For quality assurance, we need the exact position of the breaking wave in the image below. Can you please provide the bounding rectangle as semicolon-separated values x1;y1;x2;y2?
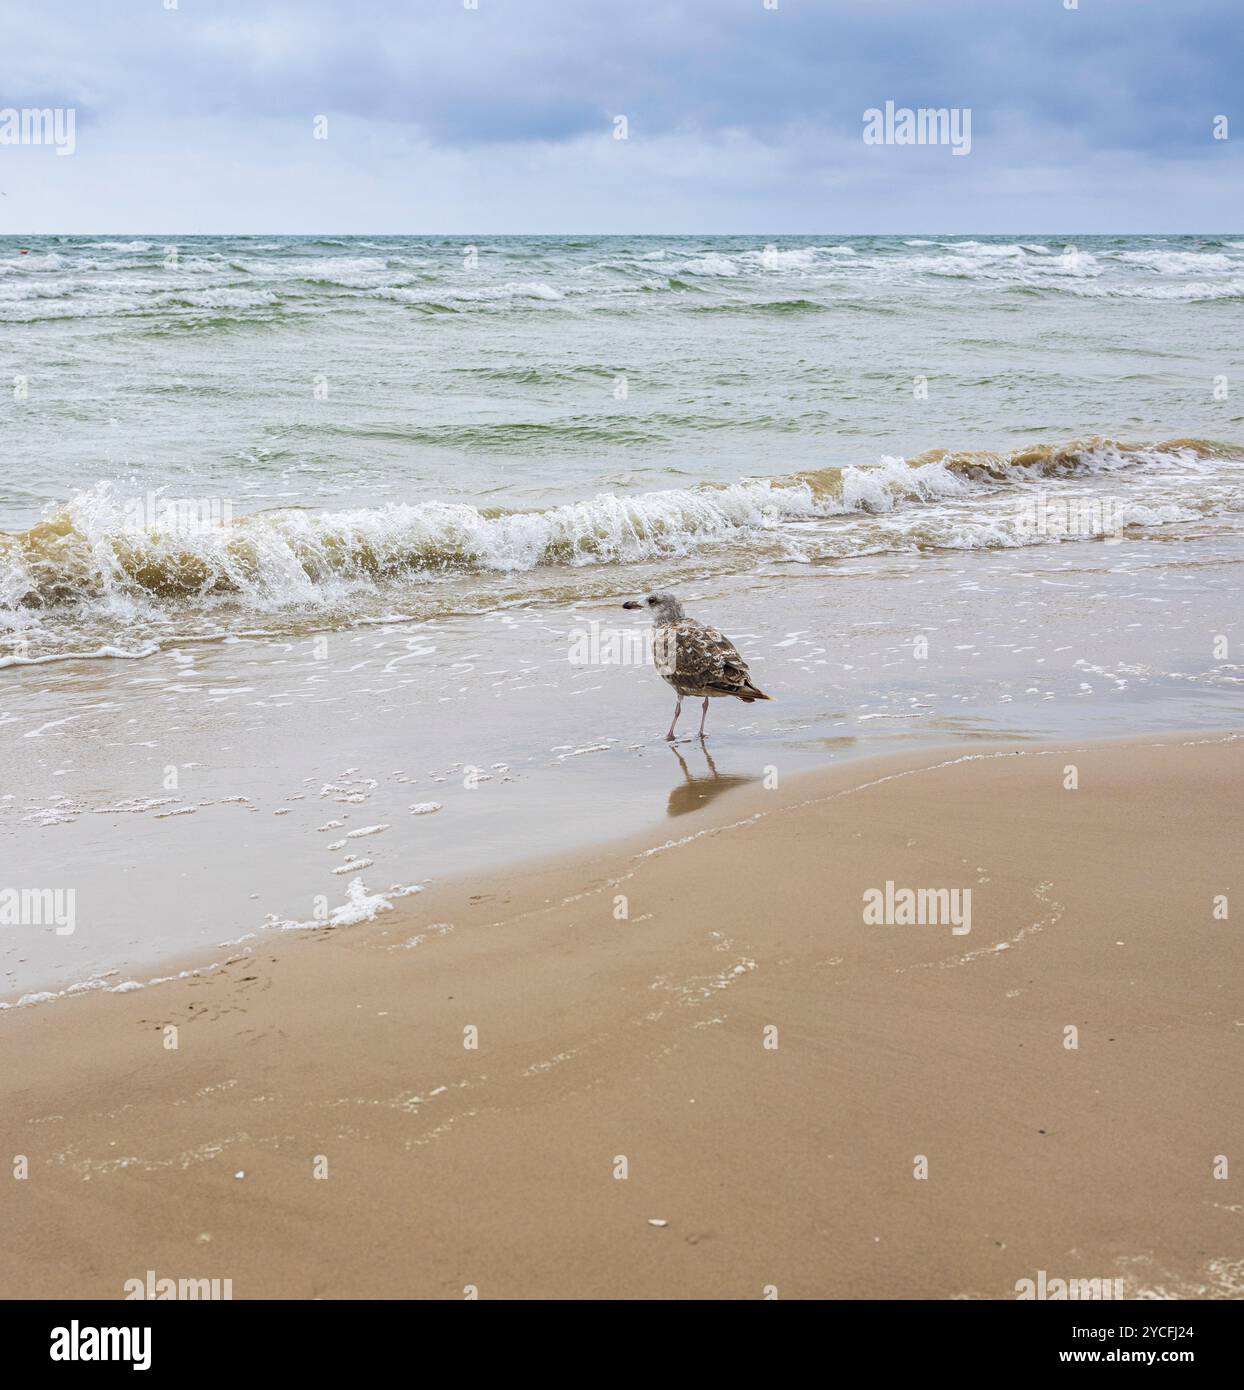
6;236;1244;325
1;439;1236;629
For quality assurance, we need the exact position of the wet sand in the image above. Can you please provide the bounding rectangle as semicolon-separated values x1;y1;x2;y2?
7;532;1244;1004
1;730;1241;1299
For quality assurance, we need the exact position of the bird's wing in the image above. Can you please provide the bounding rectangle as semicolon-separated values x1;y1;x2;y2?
668;621;754;692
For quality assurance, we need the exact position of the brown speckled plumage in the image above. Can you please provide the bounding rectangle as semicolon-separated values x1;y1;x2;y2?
623;590;770;738
655;618;769;702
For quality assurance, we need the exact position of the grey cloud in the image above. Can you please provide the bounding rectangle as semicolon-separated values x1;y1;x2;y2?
0;0;1239;232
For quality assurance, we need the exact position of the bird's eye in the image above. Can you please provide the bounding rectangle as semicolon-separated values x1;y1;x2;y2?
647;597;656;605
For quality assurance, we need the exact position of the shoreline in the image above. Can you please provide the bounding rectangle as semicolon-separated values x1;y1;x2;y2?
9;514;1243;1005
2;728;1242;1299
7;725;1237;1014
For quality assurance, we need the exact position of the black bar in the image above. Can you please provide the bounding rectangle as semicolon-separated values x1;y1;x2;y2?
4;1298;1227;1375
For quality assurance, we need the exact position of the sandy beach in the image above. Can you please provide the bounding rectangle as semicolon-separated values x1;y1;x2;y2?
5;0;1244;1353
2;729;1240;1301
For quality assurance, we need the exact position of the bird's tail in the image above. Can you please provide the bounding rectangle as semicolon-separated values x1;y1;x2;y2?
736;681;771;703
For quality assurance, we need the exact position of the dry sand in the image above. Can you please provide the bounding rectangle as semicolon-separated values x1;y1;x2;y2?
2;731;1241;1300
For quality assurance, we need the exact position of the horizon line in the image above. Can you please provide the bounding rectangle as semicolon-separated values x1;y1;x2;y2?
1;230;1239;238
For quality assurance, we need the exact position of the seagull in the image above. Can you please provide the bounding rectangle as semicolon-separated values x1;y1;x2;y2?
622;591;770;740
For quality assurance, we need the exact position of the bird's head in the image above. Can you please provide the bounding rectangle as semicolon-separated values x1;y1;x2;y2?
622;591;685;622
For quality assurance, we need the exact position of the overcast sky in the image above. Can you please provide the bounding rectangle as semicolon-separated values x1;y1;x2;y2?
1;0;1240;233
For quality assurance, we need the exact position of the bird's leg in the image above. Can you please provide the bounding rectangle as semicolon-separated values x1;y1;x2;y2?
665;698;682;742
698;697;709;738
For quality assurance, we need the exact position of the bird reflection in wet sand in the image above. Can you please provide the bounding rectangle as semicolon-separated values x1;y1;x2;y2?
666;742;760;818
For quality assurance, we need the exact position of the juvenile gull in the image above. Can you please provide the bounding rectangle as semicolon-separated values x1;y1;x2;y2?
622;591;771;740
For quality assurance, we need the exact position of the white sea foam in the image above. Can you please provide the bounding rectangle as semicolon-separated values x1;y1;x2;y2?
682;254;740;277
1111;250;1236;274
275;876;421;930
1066;278;1244;301
753;247;819;269
1;441;1237;656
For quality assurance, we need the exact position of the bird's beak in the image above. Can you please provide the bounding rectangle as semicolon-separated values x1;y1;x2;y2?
622;600;641;610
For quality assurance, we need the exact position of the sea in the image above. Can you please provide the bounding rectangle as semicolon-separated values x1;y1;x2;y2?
2;234;1242;1003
